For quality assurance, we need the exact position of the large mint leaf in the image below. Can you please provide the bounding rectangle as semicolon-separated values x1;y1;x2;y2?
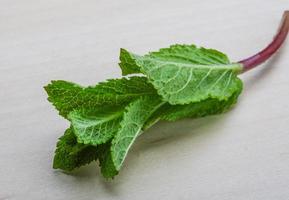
120;44;230;75
68;106;125;146
44;77;156;118
111;96;164;170
119;45;243;105
53;128;98;171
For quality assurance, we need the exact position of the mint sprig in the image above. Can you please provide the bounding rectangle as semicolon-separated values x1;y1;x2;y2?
45;11;289;179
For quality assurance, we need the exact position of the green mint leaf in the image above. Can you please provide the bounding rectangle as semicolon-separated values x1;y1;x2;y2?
53;128;98;171
119;45;243;105
111;96;164;170
119;48;143;75
161;92;240;121
54;128;118;178
144;89;242;129
120;44;230;75
44;77;156;118
68;105;125;146
97;142;118;178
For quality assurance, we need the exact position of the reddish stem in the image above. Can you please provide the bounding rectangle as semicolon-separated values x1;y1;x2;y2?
239;11;289;73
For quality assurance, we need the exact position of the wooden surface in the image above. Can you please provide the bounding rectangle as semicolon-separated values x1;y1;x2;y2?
1;1;288;199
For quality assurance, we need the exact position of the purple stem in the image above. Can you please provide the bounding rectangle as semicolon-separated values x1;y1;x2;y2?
239;11;289;73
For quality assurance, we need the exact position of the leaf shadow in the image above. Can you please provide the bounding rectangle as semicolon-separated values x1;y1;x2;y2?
53;163;122;197
54;109;233;195
97;110;235;191
135;115;225;153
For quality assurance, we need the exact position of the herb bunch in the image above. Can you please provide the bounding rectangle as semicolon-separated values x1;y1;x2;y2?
45;11;289;178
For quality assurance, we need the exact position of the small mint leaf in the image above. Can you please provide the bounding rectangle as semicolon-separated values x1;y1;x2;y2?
111;96;164;170
53;128;98;171
68;106;125;146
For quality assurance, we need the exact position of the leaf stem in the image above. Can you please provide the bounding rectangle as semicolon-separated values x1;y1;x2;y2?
239;11;289;73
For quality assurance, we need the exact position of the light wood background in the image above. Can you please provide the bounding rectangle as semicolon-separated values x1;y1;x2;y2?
0;0;288;199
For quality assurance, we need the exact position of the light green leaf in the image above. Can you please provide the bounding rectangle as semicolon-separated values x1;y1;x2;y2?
119;45;243;105
68;106;124;146
120;44;230;75
44;77;156;118
111;96;164;170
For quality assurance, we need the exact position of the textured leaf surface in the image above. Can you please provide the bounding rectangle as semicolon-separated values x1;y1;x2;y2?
144;88;242;129
44;77;156;118
120;45;243;105
111;96;164;170
53;128;98;171
68;106;125;146
120;44;230;75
